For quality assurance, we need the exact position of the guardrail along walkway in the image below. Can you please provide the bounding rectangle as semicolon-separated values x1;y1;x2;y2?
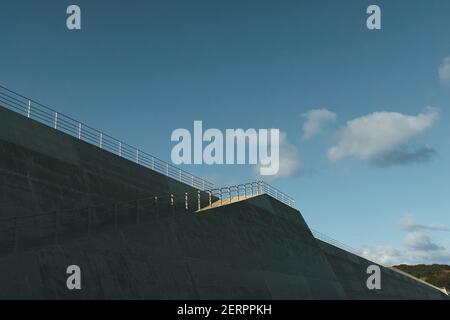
201;181;295;210
0;85;213;191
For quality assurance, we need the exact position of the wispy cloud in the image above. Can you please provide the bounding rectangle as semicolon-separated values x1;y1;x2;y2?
301;108;337;140
328;108;439;164
439;56;450;86
361;217;450;266
370;146;436;168
256;131;301;180
404;232;445;251
361;232;450;266
398;216;449;232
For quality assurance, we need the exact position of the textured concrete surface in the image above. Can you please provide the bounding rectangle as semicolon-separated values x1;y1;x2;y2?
0;106;447;299
0;107;203;219
0;195;447;299
318;240;448;300
0;195;347;299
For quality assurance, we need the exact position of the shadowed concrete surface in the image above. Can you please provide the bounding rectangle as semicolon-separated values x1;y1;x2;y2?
0;107;203;219
0;195;447;299
0;195;346;299
0;106;448;299
318;240;448;299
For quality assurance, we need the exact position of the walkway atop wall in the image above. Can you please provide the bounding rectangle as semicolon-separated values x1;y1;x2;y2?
200;181;295;211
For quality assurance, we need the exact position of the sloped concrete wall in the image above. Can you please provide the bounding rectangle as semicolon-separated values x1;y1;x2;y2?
0;195;447;299
0;107;203;219
0;107;446;300
0;195;347;299
318;240;448;300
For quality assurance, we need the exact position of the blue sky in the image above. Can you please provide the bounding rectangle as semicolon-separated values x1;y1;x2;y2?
1;0;450;265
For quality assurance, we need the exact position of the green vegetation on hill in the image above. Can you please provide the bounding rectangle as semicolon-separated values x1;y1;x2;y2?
394;264;450;291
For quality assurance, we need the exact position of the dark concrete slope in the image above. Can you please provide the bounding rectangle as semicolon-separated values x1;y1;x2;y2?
0;107;446;300
0;107;202;218
318;240;448;300
0;194;446;299
0;195;347;299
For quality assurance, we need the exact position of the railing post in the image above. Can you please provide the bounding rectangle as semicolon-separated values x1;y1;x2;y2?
99;133;103;149
27;100;31;118
136;149;139;164
151;157;155;170
237;185;239;201
208;191;212;207
229;187;232;203
202;180;205;191
78;123;82;139
119;142;122;156
154;196;159;215
166;164;169;176
192;175;194;187
54;112;58;129
179;169;182;182
197;191;201;211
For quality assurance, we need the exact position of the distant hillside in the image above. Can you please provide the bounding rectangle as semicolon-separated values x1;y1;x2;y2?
394;264;450;291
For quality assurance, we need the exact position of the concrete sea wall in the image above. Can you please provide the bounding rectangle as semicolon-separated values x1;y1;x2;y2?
0;107;202;219
0;195;347;299
0;106;447;299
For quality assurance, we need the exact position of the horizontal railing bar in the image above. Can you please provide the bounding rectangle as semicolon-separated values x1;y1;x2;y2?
203;181;294;208
0;85;213;191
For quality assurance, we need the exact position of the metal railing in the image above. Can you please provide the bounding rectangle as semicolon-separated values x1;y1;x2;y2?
204;180;295;208
0;193;446;296
0;85;213;191
0;190;214;256
0;180;294;256
311;228;362;257
311;229;449;295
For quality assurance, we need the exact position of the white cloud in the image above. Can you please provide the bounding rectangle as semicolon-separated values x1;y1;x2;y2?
256;132;300;179
328;108;439;162
274;132;301;178
301;108;337;140
404;232;444;251
360;245;406;266
361;232;450;266
370;146;436;167
438;56;450;86
360;218;450;266
360;217;450;266
398;216;449;232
